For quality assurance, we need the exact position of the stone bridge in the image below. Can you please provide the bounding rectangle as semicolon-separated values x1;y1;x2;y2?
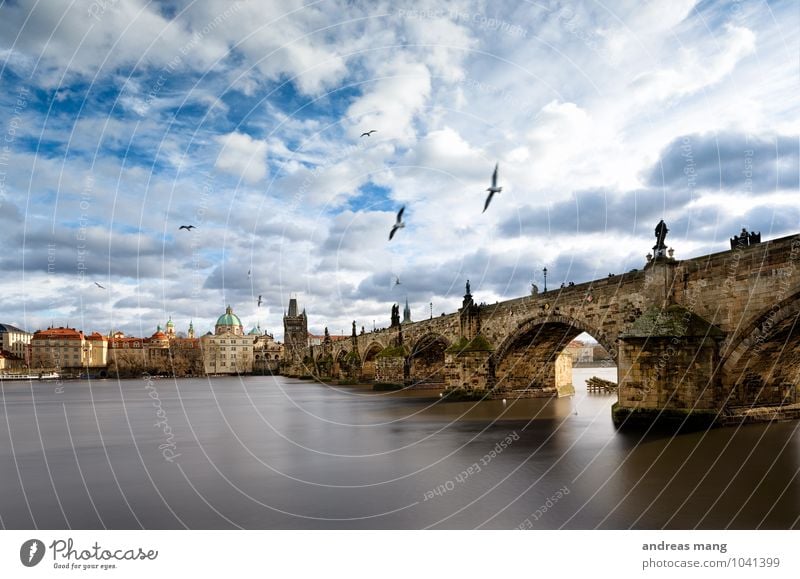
289;233;800;427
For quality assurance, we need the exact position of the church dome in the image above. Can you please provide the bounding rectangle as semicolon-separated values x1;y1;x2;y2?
216;306;242;327
248;326;260;335
215;305;244;335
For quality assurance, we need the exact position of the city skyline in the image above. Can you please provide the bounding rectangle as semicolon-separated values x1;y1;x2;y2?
0;1;797;341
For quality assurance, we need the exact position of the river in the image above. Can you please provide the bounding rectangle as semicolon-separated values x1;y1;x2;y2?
0;368;797;529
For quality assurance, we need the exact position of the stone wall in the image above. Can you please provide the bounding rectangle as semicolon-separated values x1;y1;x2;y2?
375;354;406;385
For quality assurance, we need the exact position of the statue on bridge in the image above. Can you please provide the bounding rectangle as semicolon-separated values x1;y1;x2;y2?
391;303;400;327
653;220;669;257
465;279;471;296
730;227;761;250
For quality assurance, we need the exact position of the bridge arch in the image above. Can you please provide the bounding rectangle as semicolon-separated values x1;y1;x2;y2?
491;314;617;393
360;341;384;381
721;290;800;405
408;333;450;386
493;314;617;364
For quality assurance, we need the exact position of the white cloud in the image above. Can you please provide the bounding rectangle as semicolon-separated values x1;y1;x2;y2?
214;131;269;184
629;24;756;104
347;57;432;142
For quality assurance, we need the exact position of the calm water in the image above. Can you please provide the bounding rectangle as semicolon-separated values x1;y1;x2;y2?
0;369;798;529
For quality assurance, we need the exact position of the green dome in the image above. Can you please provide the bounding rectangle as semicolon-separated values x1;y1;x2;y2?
248;326;260;335
216;305;242;328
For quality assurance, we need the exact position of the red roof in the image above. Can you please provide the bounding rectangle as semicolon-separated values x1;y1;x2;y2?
109;337;144;348
33;327;84;340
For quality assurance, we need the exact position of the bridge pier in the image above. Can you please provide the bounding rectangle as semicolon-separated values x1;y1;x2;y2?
614;305;724;430
444;340;494;396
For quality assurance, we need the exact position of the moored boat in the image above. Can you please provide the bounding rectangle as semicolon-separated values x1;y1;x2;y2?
0;371;61;381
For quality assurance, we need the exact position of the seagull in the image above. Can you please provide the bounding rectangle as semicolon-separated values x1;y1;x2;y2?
483;162;502;213
257;295;262;307
389;206;405;240
360;129;377;137
178;225;195;231
394;276;401;286
94;282;105;289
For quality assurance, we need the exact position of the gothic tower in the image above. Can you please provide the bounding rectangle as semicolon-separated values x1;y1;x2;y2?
283;297;308;375
402;298;412;324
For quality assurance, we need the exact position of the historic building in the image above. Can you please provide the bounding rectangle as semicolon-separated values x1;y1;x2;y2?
251;325;283;374
0;323;31;367
402;298;412;324
0;350;25;372
201;305;254;374
564;339;594;365
108;320;202;377
30;327;107;372
282;297;308;376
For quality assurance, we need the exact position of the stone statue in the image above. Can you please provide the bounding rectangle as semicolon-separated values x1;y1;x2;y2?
653;220;669;254
391;304;400;327
465;279;471;295
352;320;357;337
730;228;762;250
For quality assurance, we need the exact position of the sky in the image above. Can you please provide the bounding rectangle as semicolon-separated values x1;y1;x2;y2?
0;0;797;341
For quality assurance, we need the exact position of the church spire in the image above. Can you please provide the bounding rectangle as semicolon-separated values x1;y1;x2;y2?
403;297;411;324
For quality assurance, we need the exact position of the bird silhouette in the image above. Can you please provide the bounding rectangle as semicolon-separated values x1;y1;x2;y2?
94;282;105;289
394;276;401;286
483;163;502;213
257;295;262;307
360;129;377;137
389;206;405;240
178;225;195;231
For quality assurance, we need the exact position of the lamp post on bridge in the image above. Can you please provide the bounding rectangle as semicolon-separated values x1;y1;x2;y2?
543;267;548;293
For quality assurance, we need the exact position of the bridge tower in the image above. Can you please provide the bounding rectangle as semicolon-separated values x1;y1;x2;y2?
282;297;308;377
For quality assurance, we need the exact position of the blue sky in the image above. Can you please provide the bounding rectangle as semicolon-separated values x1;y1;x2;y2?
0;0;797;340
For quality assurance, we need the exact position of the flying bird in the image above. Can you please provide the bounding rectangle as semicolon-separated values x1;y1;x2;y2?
389;206;405;240
178;225;195;231
94;282;105;289
257;295;262;307
483;163;502;213
360;129;377;137
394;276;401;286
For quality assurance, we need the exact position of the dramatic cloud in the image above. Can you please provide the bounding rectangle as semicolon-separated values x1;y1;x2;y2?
0;0;797;339
647;132;799;193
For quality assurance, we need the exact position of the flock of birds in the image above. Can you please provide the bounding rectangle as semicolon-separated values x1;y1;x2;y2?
94;128;504;312
174;126;503;246
387;161;503;241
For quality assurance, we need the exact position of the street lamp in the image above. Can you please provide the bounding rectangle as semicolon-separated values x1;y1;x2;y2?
543;267;548;293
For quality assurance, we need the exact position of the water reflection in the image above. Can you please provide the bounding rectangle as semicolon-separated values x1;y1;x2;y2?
0;368;796;529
